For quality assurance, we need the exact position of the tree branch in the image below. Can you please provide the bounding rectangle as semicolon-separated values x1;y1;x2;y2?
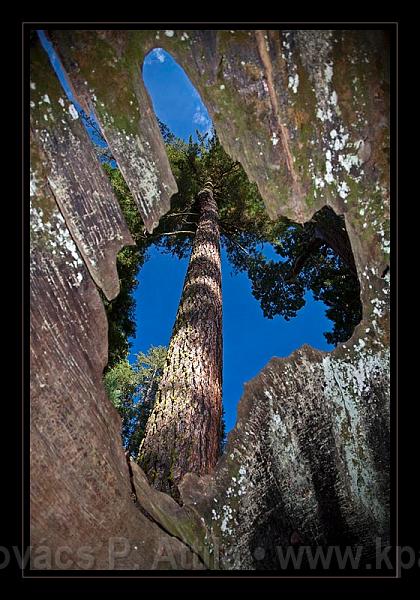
285;237;322;282
220;162;241;180
220;226;250;256
153;230;195;238
162;212;199;219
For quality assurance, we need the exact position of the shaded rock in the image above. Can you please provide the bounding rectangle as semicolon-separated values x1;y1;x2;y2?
129;460;212;568
180;338;390;569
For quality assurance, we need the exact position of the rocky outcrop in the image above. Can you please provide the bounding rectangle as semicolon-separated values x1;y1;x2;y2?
180;341;390;569
30;29;391;570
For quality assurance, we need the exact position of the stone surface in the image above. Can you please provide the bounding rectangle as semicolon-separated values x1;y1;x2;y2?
29;166;204;570
30;36;134;301
47;30;178;234
30;29;391;570
30;35;204;571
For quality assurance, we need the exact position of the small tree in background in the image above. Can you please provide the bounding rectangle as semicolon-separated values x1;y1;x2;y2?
104;346;167;457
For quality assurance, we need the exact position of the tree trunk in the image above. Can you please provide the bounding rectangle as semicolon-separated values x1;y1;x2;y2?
137;181;223;499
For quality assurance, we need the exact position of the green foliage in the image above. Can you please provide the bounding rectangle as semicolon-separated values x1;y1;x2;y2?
226;207;362;345
104;346;167;457
156;123;362;345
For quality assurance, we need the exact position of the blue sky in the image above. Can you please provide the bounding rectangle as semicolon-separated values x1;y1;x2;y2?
37;37;334;434
129;245;333;433
143;48;212;141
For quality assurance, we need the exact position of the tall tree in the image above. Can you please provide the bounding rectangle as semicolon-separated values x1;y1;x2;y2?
97;119;361;495
138;181;223;499
137;125;362;497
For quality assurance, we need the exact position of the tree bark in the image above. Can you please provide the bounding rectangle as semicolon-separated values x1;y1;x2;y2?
137;181;223;499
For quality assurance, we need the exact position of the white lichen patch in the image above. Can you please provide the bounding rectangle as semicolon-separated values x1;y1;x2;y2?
164;30;174;37
337;181;350;199
211;463;251;538
324;62;333;83
370;297;387;318
324;156;334;184
30;200;84;286
271;132;279;146
338;147;362;173
382;239;390;254
314;176;325;189
353;338;366;353
220;84;225;90
288;73;299;94
264;389;275;402
322;350;389;527
298;36;368;202
30;169;39;197
68;104;79;120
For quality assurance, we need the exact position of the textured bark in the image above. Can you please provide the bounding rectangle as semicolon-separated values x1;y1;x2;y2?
138;182;223;498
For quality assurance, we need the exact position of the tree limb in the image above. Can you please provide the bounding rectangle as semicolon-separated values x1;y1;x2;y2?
162;212;199;219
285;237;322;282
153;230;195;238
220;226;250;256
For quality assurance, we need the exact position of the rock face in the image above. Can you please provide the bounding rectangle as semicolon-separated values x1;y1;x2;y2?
30;29;391;570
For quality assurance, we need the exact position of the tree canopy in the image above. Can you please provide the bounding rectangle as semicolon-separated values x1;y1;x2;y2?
151;123;362;346
98;119;361;367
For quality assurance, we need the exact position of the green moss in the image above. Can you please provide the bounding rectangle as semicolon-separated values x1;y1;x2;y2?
30;37;71;132
340;418;352;444
356;444;365;461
